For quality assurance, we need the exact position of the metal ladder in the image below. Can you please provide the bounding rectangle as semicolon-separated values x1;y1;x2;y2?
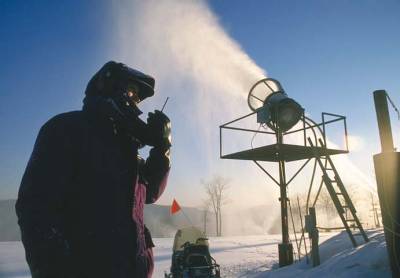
308;138;369;247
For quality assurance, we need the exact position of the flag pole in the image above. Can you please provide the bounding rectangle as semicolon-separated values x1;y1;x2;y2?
180;207;195;227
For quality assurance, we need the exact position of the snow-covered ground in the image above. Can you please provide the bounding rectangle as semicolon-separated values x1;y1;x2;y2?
254;230;390;278
0;229;391;277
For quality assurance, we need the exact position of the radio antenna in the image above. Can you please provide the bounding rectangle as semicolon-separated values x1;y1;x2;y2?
161;97;170;112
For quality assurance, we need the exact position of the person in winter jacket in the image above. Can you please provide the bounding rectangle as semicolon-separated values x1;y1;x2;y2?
15;61;171;278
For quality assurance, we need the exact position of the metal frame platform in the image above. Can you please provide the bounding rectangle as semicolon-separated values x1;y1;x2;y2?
220;111;349;159
221;143;348;162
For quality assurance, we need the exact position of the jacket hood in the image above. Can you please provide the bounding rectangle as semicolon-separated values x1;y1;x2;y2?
85;61;155;102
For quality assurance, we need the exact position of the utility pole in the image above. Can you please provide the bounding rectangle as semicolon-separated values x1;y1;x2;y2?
373;90;400;277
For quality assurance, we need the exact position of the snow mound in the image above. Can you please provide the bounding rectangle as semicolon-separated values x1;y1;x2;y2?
255;229;391;278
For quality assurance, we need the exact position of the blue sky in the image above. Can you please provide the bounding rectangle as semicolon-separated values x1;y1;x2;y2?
1;0;399;204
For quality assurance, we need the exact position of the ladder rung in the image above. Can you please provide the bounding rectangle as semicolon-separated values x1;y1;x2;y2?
346;219;356;222
326;168;334;171
336;192;343;195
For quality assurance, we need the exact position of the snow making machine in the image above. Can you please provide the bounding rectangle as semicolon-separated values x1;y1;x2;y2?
165;227;221;278
219;78;369;267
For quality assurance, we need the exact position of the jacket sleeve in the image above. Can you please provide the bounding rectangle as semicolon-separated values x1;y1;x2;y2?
140;147;170;204
15;116;76;277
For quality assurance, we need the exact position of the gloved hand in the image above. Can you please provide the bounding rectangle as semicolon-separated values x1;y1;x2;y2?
146;110;171;149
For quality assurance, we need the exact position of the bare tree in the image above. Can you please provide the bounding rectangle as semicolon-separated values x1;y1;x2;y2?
370;192;381;228
203;176;230;237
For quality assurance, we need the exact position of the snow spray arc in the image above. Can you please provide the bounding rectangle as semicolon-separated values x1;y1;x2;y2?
112;0;377;237
112;0;277;219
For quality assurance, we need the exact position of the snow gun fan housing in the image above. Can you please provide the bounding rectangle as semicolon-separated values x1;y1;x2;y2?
248;78;303;132
261;92;303;132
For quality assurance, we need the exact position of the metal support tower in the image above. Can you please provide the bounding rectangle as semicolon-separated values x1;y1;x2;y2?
276;132;293;266
220;112;351;267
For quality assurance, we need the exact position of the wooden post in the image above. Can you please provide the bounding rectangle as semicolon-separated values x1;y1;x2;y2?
374;90;395;153
373;90;400;277
305;207;320;267
374;152;400;277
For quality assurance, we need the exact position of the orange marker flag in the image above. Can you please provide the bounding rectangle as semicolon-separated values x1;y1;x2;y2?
171;199;181;214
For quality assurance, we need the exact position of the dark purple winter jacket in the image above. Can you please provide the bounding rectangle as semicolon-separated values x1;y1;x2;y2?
16;104;170;278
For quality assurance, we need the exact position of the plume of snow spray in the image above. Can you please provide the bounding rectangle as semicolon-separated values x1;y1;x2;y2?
113;0;265;99
111;0;280;235
112;0;377;234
